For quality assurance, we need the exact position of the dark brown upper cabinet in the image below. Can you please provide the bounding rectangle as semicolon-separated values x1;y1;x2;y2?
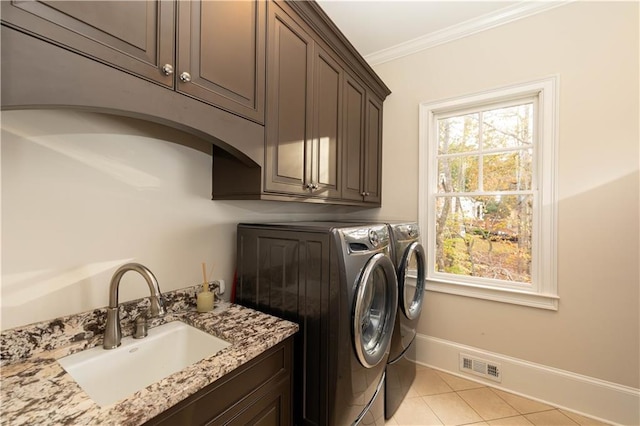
341;75;383;204
1;0;266;124
310;45;343;200
264;2;343;201
2;0;390;207
363;94;383;204
264;3;314;197
342;74;367;202
0;1;176;87
177;0;265;123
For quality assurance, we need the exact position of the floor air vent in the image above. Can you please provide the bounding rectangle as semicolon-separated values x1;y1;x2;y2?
459;353;502;382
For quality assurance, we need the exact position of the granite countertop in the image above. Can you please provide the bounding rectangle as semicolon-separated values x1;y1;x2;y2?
0;286;298;426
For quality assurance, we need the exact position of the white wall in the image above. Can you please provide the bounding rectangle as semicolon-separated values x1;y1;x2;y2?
0;110;375;330
372;0;639;393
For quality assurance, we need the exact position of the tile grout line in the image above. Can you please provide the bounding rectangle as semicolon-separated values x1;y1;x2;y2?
453;388;488;425
391;366;611;426
485;386;581;425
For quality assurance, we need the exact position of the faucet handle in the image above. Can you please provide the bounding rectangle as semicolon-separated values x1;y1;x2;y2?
133;314;148;339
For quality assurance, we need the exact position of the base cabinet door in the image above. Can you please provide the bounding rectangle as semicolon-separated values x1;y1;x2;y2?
144;338;293;426
225;378;291;426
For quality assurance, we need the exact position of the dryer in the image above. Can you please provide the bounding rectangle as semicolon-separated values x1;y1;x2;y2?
385;222;426;419
235;222;398;426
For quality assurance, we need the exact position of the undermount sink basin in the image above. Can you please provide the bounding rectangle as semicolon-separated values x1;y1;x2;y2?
58;321;231;407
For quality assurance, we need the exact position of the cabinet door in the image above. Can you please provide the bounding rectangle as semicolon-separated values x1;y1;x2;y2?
225;378;291;426
144;339;293;426
264;2;314;196
0;0;175;87
310;46;342;199
363;94;383;204
177;0;266;123
341;75;366;202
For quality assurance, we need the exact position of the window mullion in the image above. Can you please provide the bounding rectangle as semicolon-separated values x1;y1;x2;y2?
478;111;484;192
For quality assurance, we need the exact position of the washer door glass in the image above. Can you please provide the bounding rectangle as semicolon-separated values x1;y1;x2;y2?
398;241;426;320
353;253;398;368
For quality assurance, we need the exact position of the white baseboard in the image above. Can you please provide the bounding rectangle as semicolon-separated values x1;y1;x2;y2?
412;334;640;426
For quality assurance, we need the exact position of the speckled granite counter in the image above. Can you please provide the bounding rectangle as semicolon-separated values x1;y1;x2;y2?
0;285;298;426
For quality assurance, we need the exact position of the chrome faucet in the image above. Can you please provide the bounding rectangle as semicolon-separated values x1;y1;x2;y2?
103;263;166;349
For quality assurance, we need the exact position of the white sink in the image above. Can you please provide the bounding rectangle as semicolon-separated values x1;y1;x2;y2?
58;321;231;407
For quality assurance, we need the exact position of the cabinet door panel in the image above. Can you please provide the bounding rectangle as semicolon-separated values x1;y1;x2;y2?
342;76;366;201
145;339;293;426
265;4;313;195
1;0;174;87
312;47;342;198
364;95;383;204
178;0;265;123
225;378;291;426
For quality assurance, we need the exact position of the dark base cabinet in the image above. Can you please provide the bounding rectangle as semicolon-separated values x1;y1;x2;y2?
144;337;293;426
235;226;337;426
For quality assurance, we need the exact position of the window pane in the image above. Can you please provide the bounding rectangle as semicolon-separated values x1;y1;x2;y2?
437;156;478;193
435;195;533;283
483;104;533;149
483;149;532;191
438;113;479;155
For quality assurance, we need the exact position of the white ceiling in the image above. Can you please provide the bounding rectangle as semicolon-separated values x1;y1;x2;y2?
316;1;567;65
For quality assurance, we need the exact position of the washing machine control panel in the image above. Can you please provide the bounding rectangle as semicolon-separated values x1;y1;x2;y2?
341;225;390;253
397;223;419;240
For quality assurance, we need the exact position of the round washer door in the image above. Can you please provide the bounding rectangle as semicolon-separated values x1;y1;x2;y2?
353;253;398;368
398;241;426;320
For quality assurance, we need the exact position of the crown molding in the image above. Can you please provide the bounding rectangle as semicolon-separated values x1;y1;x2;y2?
365;1;573;66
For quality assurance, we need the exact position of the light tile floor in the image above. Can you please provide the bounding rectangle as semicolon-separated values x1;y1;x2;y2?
386;365;611;426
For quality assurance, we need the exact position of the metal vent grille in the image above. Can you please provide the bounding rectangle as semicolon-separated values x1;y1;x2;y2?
487;364;500;378
459;353;502;382
463;357;473;370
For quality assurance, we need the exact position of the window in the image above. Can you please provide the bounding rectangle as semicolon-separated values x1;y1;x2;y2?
419;78;558;310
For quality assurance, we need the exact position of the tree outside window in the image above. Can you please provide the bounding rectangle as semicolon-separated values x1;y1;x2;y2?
435;103;534;284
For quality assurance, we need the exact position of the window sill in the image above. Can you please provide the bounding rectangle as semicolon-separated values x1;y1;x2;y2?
426;279;559;310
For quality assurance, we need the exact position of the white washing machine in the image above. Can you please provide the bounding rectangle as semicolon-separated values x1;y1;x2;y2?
235;221;398;425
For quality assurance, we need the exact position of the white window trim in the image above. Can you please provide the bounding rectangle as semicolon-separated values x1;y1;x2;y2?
418;77;559;310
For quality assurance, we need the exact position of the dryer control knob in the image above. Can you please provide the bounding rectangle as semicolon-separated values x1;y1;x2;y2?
369;229;380;247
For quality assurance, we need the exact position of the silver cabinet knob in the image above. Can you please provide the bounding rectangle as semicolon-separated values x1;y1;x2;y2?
161;64;173;76
312;183;319;190
179;72;192;83
306;183;314;190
